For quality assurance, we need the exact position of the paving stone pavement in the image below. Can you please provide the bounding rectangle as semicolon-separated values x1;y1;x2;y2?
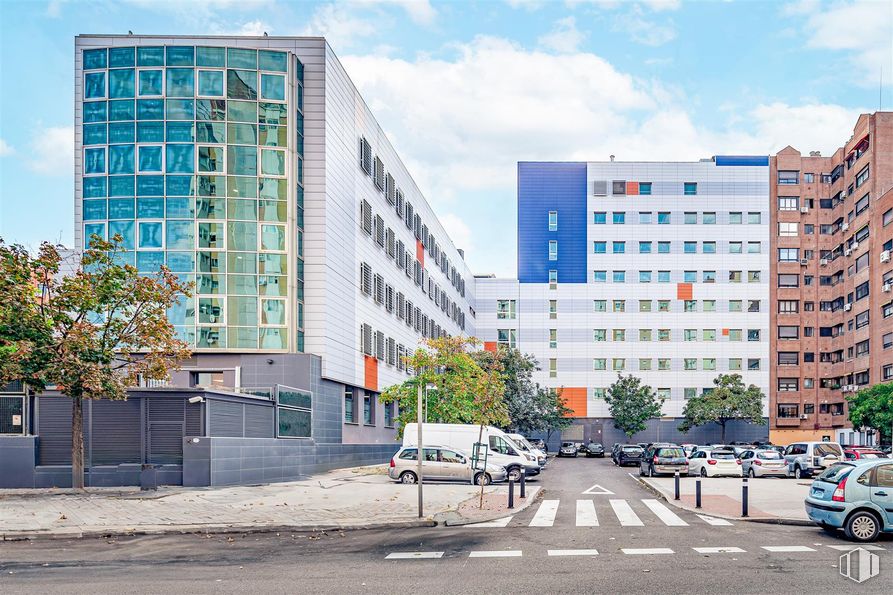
0;465;503;538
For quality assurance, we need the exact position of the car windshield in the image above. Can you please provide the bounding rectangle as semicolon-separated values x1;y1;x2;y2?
710;451;736;459
757;451;782;460
622;446;642;453
816;463;854;484
561;442;574;447
657;448;684;458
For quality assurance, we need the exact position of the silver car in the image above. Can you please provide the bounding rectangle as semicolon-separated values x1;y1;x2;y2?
739;449;787;477
388;445;506;485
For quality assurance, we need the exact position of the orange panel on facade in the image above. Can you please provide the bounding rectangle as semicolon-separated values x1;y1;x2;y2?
722;328;730;336
484;341;497;352
625;181;639;196
364;356;378;392
557;387;587;418
416;240;425;268
676;283;692;300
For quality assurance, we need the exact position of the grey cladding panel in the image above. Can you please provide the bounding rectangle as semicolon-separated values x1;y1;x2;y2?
210;400;244;437
245;404;274;438
37;398;75;466
91;399;141;465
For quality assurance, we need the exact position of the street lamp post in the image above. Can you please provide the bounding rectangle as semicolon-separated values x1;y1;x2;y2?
416;376;423;518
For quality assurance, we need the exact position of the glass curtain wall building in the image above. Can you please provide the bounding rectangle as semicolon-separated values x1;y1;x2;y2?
77;42;303;352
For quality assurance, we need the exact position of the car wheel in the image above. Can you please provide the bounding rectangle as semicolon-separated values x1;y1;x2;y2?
474;472;492;486
507;467;521;482
748;468;756;478
844;511;881;542
700;468;708;478
794;466;805;480
400;471;418;484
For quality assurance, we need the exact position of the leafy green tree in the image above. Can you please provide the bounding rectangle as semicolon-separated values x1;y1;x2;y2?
472;347;544;434
678;373;765;443
0;237;192;489
847;383;893;445
605;373;665;438
542;388;573;446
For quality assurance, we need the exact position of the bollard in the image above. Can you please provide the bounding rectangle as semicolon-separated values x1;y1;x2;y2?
742;476;749;517
508;476;515;509
520;467;526;499
674;471;680;501
695;477;702;508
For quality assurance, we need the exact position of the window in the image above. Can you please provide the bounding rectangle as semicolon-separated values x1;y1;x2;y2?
777;171;799;185
639;182;652;195
778;274;799;288
855;164;869;187
703;271;716;283
548;210;558;231
703;300;715;312
748;300;760;312
657;212;670;224
747;242;761;253
778;222;798;237
593;329;606;342
593;270;606;283
593;241;606;253
703;212;716;224
683;182;697;195
658;329;670;341
778;378;798;392
748;271;760;283
684;329;697;341
703;329;716;341
778;248;799;262
778;300;799;314
593;300;606;312
703;241;716;253
549;329;558;348
703;358;716;370
684;241;697;254
344;388;355;423
855;194;869;216
613;241;626;254
639;270;652;283
658;301;670;312
593;358;606;371
613;270;625;283
613;212;625;224
884;209;893;226
684;271;696;283
613;300;625;312
728;329;742;341
748;212;761;224
684;300;696;312
778;326;799;339
777;404;799;418
684;358;697;371
658;241;670;254
497;329;516;348
639;241;652;253
612;329;625;342
778;352;798;365
658;270;670;283
593;211;606;224
549;300;557;319
658;359;670;370
549;270;558;285
639;212;652;224
778;196;798;210
363;393;374;425
639;358;652;371
612;180;626;195
729;358;742;371
803;173;814;183
639;300;652;312
496;299;516;319
729;212;742;224
639;329;652;341
729;300;742;312
613;358;625;371
684;212;697;224
684;388;697;399
548;240;558;261
747;329;761;342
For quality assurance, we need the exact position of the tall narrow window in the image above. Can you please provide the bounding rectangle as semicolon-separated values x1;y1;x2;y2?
548;240;558;261
548;210;558;231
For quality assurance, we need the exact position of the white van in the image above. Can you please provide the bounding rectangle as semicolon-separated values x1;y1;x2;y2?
403;423;540;481
507;433;547;467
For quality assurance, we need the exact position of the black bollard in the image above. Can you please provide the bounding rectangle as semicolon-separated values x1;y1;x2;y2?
508;476;515;509
520;467;526;499
742;476;749;517
695;477;702;508
674;471;680;500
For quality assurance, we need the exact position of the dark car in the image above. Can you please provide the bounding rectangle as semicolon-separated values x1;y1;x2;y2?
613;444;644;467
640;446;689;477
584;442;605;458
558;442;578;458
529;438;547;454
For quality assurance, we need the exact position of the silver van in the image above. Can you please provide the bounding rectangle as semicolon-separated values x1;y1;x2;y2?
388;445;507;485
783;441;843;479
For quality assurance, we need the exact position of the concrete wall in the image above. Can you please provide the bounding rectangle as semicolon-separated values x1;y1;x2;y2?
0;436;37;488
183;436;398;486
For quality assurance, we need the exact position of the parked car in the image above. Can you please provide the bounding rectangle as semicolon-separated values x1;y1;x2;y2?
805;460;893;542
739;449;787;477
507;433;547;467
528;438;548;454
688;448;742;477
784;441;844;479
640;445;689;477
584;442;605;458
681;443;698;457
844;448;888;460
389;445;507;485
613;444;644;467
558;442;578;458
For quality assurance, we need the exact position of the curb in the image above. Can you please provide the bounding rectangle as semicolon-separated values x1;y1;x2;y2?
438;485;544;527
630;475;812;527
1;519;437;541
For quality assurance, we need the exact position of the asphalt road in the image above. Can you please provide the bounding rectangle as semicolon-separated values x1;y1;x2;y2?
1;456;890;594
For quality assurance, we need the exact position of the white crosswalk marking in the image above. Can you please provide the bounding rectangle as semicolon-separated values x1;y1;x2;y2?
529;499;560;527
575;499;599;526
696;514;733;526
385;552;444;559
466;516;513;528
761;546;816;553
622;548;674;555
826;544;883;551
609;499;644;526
642;499;688;526
548;549;600;556
693;547;746;554
469;550;523;558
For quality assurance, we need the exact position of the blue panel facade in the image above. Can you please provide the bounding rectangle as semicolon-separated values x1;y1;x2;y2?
714;155;769;167
517;162;587;283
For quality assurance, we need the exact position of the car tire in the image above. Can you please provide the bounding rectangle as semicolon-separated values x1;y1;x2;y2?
700;468;708;478
507;467;521;482
400;471;418;485
474;472;492;486
748;468;756;478
844;510;881;542
794;466;805;480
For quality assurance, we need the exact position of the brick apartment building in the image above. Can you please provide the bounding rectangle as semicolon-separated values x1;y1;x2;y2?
770;112;893;445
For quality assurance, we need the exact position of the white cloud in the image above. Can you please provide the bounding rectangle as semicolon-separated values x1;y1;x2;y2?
438;213;473;253
303;3;379;51
45;0;69;18
27;126;74;175
792;0;893;84
538;16;586;53
749;102;866;155
612;5;677;46
0;139;14;157
383;0;437;25
641;0;681;11
506;0;548;10
236;19;272;36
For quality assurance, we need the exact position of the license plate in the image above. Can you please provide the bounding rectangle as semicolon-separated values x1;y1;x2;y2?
812;488;824;497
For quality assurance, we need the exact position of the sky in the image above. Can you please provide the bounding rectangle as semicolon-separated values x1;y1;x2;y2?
0;0;891;278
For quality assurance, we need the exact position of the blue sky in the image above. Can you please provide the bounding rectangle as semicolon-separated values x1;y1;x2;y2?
0;0;890;277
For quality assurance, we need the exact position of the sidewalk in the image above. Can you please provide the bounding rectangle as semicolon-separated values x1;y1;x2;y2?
0;465;532;540
639;474;812;524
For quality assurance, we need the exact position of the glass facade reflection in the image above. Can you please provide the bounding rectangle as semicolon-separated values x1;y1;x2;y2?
80;45;304;351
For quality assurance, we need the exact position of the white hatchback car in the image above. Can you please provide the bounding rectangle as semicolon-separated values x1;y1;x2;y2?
739;449;787;477
688;448;742;477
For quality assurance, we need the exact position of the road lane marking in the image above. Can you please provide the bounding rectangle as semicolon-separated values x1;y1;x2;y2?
469;550;523;558
581;483;614;495
529;499;560;527
609;499;644;526
621;548;674;555
385;552;444;559
576;500;599;526
642;499;688;526
693;547;746;554
826;544;883;551
761;546;816;553
465;516;513;528
696;514;733;526
548;549;599;556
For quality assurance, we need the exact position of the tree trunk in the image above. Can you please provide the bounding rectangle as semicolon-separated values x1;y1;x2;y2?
720;420;726;444
71;396;85;490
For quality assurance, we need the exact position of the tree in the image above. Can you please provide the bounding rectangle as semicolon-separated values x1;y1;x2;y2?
847;383;893;446
604;373;665;438
678;374;765;443
542;387;573;446
0;237;192;489
471;347;543;434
